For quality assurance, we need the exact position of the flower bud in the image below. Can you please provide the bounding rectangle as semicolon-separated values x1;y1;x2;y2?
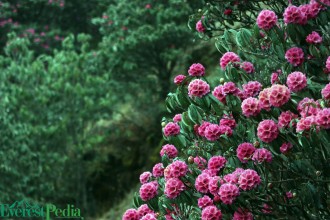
316;171;321;176
219;78;225;84
254;141;260;147
267;183;273;189
161;122;166;127
188;156;194;164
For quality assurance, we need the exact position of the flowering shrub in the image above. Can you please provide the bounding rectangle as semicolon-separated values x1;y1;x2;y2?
124;1;330;219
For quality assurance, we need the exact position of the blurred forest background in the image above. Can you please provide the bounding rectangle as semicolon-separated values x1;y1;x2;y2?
0;0;216;218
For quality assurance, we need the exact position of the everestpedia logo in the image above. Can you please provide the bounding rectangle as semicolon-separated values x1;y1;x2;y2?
0;200;84;219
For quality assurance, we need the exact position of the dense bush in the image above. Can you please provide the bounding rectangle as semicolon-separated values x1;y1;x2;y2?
123;0;330;219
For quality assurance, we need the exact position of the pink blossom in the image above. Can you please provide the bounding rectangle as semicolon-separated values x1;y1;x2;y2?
208;176;222;195
271;72;280;85
296;116;317;132
188;63;205;76
241;61;255;74
280;142;293;154
173;114;182;123
326;56;330;72
208;156;227;174
196;20;205;33
223;82;238;94
173;75;186;85
152;163;164;177
269;84;291;107
137;204;154;218
257;119;279;143
188;79;210;98
194;156;207;170
252;148;273;163
233;208;253;220
201;206;222;220
297;98;320;117
243;81;262;97
198;195;213;208
198;121;211;136
166;160;188;178
257;10;278;30
141;213;157;220
140;172;152;184
286;71;307;92
306;31;322;44
165;178;185;199
218;183;240;204
241;97;261;117
219;114;236;129
160;144;178;158
204;124;222;141
220;52;240;70
139;182;158;201
278;111;298;128
321;82;330;100
195;173;210;193
236;142;256;163
212;85;226;103
238;169;261;191
285;47;304;66
283;5;305;25
163;122;180;137
316;108;330;129
122;209;139;220
258;88;271;111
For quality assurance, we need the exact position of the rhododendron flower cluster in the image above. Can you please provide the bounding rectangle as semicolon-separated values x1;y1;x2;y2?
322;83;330;100
285;47;304;66
188;63;205;76
286;71;307;92
188;79;210;97
160;144;178;158
174;74;186;85
243;81;262;97
252;148;273;163
269;84;291;107
257;120;279;143
238;169;261;191
241;97;261;117
220;52;240;70
196;20;205;33
241;61;255;74
236;142;256;163
306;31;322;44
256;10;278;30
163;122;180;137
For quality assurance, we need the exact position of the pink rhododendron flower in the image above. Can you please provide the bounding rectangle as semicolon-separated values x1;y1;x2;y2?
286;71;307;92
219;125;233;137
165;178;185;199
174;74;186;85
201;206;222;220
122;209;139;220
198;121;211;136
224;168;244;184
286;192;294;199
252;148;273;163
280;142;293;154
141;213;157;220
188;79;210;98
257;120;279;143
152;163;164;177
188;63;205;76
241;61;255;73
285;47;304;66
306;31;322;44
238;169;261;191
194;156;207;170
195;173;211;193
296;116;317;132
137;204;154;218
220;52;240;70
223;82;238;94
196;20;205;33
140;172;152;184
212;85;226;103
316;108;330;129
204;124;222;141
173;114;182;123
218;183;240;204
160;144;178;158
241;97;261;117
297;98;320;117
269;84;291;107
208;176;222;195
326;56;330;72
233;208;253;220
322;83;330;100
236;142;256;163
219;114;236;129
271;72;280;85
257;10;278;30
278;111;298;128
208;156;227;174
198;195;213;208
243;81;262;97
259;88;271;111
283;5;305;24
166;160;188;178
139;182;158;201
